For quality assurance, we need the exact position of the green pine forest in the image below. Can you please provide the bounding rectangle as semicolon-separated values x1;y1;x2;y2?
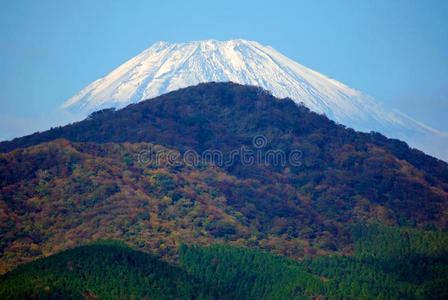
1;225;447;299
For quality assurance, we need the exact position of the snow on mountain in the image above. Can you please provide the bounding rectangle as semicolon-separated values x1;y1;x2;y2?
63;39;447;161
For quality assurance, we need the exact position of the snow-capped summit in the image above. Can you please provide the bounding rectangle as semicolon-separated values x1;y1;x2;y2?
63;39;447;161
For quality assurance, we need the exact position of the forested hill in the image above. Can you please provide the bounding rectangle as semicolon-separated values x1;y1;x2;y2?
2;226;448;299
1;82;447;204
0;83;447;171
1;82;448;272
0;240;218;300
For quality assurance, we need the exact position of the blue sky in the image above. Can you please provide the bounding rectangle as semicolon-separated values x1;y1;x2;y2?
1;0;447;140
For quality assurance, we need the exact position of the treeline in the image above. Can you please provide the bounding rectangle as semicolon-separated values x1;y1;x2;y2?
1;225;448;299
303;225;448;299
179;225;448;299
0;240;217;299
179;244;324;299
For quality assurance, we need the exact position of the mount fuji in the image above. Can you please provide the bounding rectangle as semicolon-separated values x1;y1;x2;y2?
63;39;447;161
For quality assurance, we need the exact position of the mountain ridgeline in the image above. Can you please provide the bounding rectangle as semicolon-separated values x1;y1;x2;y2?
1;82;447;190
58;39;448;162
1;82;447;170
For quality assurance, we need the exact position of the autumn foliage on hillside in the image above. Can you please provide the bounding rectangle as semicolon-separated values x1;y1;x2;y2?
0;82;448;272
